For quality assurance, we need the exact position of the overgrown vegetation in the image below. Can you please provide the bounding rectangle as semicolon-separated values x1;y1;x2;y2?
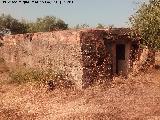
0;14;115;34
0;14;68;34
0;14;28;34
96;23;106;29
0;67;160;120
8;67;75;89
26;16;68;33
130;0;160;50
74;24;90;29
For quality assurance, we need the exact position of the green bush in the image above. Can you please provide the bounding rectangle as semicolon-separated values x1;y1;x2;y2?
9;68;43;84
8;68;75;89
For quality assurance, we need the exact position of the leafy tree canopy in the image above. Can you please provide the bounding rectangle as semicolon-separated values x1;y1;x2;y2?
130;0;160;50
74;24;90;29
96;23;105;29
0;14;68;34
0;14;27;34
27;16;68;33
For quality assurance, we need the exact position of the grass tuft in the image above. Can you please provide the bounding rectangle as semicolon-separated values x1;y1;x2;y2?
8;67;75;89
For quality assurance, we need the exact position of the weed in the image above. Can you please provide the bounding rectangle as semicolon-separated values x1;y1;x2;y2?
8;67;75;89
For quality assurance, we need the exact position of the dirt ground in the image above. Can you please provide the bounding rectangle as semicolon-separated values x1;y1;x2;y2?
0;52;160;120
0;67;160;120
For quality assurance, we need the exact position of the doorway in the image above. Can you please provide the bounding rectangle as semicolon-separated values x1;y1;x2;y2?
116;44;125;74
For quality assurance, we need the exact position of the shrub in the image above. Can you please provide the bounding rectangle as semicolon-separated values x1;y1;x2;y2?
8;67;75;89
9;68;44;84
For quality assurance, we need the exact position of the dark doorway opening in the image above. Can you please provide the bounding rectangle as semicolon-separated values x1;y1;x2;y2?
116;44;125;74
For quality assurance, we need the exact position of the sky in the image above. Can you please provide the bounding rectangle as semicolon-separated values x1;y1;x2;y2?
0;0;149;27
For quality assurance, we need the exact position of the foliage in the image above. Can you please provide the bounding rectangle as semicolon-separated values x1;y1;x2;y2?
96;23;105;29
0;14;28;34
27;16;68;33
9;68;44;84
8;67;74;89
74;24;90;29
130;0;160;50
0;14;68;34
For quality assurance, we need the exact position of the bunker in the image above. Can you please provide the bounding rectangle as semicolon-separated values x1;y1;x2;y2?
0;28;140;88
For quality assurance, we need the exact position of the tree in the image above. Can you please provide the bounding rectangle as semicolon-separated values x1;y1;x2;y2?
130;0;160;66
52;19;68;31
0;14;28;34
74;24;89;29
96;23;105;29
130;0;160;50
27;16;68;33
0;14;68;34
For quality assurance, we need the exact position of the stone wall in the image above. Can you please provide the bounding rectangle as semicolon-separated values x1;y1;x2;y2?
80;30;113;87
0;30;84;88
0;29;113;88
0;28;141;88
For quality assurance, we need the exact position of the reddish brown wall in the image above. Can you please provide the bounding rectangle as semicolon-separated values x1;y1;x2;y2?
0;30;84;88
0;29;113;88
0;29;139;88
80;30;113;87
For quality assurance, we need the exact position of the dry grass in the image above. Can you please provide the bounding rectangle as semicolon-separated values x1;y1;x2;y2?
0;67;160;120
0;52;160;120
